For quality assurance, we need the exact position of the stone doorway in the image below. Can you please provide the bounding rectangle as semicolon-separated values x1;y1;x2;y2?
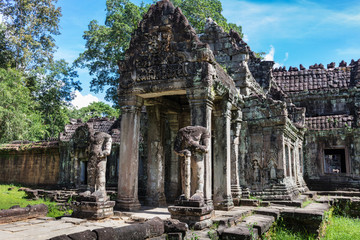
324;149;346;174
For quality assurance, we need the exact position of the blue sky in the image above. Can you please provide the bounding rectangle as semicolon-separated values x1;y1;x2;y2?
53;0;360;107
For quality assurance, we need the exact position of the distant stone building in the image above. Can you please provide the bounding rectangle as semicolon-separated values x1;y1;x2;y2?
0;0;359;210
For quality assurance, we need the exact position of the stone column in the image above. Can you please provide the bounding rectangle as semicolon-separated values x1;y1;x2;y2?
168;114;180;202
231;109;242;204
116;96;143;210
187;90;213;206
146;105;166;206
213;98;234;210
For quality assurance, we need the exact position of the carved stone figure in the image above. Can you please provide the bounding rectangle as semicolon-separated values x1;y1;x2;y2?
253;159;260;182
87;132;112;198
174;126;210;200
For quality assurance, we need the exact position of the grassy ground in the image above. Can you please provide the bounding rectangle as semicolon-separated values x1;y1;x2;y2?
0;184;72;218
265;213;360;239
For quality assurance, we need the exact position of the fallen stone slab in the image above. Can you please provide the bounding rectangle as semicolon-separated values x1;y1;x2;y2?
221;223;259;240
0;204;48;224
67;230;97;240
242;214;275;235
49;235;72;240
164;219;188;237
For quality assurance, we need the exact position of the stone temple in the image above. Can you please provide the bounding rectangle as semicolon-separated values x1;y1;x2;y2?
1;0;360;220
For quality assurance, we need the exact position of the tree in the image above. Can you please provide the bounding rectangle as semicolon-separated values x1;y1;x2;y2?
0;0;82;140
172;0;242;34
0;0;62;70
32;59;81;139
0;68;46;143
70;102;120;123
75;0;243;105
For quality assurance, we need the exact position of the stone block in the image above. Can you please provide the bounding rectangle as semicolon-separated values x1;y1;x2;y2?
49;235;72;240
168;204;214;229
146;217;165;238
93;227;116;240
113;224;148;240
164;219;188;236
243;214;275;235
72;200;115;220
221;223;258;240
253;208;280;219
0;204;48;224
67;230;97;240
167;232;182;240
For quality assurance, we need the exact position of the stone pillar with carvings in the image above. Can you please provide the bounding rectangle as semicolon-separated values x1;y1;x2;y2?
187;90;214;206
213;98;234;210
231;109;242;205
168;113;180;202
146;105;166;206
116;96;143;211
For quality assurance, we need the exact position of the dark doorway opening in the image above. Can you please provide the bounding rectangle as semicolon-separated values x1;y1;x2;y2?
80;160;87;184
324;149;346;174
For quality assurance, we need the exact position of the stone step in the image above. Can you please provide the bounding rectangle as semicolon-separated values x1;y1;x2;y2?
253;207;280;219
213;208;252;227
302;191;317;199
240;199;259;207
269;200;303;207
242;214;275;236
280;202;330;234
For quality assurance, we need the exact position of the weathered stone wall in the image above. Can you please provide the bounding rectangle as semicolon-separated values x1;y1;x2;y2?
304;128;360;190
0;146;60;186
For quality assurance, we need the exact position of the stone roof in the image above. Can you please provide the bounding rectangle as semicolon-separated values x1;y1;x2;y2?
273;59;360;94
305;115;354;130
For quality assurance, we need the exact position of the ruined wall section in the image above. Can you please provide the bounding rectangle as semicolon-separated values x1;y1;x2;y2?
59;118;120;188
273;60;360;190
200;18;265;96
0;141;60;186
240;96;306;199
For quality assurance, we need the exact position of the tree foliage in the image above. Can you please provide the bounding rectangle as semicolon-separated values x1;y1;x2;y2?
70;102;120;123
0;68;46;143
0;0;81;142
0;0;61;70
32;60;81;139
75;0;243;105
171;0;242;34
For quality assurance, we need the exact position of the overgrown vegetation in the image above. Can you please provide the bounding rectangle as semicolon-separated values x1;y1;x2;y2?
0;184;72;218
264;207;360;240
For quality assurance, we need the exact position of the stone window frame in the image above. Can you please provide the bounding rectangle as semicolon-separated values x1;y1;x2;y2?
321;146;350;175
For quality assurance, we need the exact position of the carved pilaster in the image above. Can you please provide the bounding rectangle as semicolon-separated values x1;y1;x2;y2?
168;113;180;202
231;109;242;204
213;97;234;210
146;105;166;206
116;96;143;211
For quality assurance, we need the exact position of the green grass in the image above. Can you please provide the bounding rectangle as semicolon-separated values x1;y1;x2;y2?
323;216;360;239
0;184;72;218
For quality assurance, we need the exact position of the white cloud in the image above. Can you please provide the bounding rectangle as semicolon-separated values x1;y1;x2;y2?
243;34;249;42
222;0;360;41
335;47;360;56
71;90;99;109
264;45;275;61
283;52;289;62
273;62;283;68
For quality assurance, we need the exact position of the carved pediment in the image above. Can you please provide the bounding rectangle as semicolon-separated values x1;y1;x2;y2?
118;0;215;92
